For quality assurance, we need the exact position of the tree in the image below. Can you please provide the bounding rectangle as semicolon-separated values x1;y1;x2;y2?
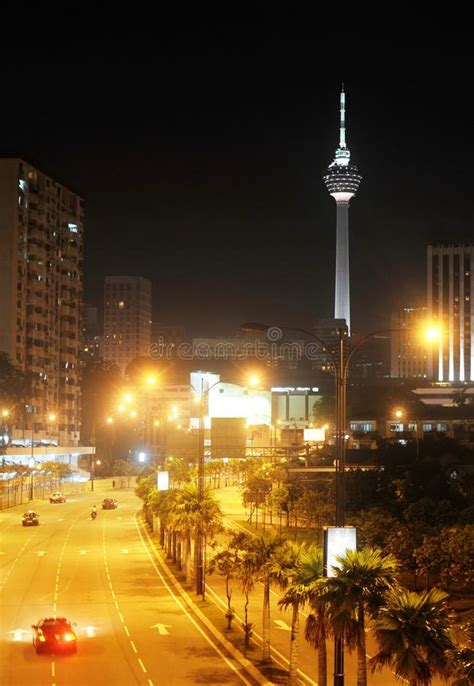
369;587;455;685
208;532;250;631
322;548;398;686
449;616;474;686
276;542;322;686
247;532;285;663
40;461;72;485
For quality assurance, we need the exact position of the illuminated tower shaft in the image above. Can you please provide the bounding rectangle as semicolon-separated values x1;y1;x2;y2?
323;86;362;334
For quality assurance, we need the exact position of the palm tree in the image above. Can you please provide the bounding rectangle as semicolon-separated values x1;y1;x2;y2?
276;542;322;686
322;548;398;686
246;532;284;663
304;560;330;686
369;587;455;685
450;615;474;686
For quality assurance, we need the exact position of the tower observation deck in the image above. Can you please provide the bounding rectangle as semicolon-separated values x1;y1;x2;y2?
323;86;362;334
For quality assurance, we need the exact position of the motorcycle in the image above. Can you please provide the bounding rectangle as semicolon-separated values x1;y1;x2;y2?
91;510;97;520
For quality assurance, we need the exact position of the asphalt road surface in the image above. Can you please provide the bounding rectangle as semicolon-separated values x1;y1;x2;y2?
0;488;258;686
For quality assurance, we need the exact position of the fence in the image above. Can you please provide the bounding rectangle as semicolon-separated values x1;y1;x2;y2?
0;476;86;510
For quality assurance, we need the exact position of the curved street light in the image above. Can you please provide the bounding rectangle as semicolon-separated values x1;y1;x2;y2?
242;320;440;686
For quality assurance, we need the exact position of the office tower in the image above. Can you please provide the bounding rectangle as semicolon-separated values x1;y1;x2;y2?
390;307;429;379
323;86;362;334
0;158;83;445
103;276;152;372
428;243;474;381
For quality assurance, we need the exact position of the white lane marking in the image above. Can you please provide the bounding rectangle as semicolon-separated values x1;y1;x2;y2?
136;518;253;686
138;658;147;673
124;625;130;637
151;623;171;635
274;619;291;631
130;640;138;653
37;550;47;556
118;612;125;623
79;550;88;555
205;583;317;686
52;661;55;677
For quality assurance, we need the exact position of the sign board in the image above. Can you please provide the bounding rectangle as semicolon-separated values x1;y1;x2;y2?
157;471;169;491
304;428;325;442
323;526;357;577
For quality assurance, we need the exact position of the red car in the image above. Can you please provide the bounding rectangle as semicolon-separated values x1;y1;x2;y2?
32;617;77;654
49;492;66;504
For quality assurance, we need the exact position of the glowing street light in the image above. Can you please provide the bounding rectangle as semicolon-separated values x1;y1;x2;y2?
247;373;262;387
394;409;404;420
48;413;57;422
2;409;10;418
106;416;114;425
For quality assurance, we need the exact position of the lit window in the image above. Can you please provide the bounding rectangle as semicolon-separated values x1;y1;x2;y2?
118;301;125;309
68;223;78;233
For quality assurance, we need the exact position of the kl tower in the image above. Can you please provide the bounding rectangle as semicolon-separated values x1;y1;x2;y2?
323;85;362;334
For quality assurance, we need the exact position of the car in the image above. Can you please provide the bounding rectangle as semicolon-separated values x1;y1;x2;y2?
22;511;39;526
102;497;118;510
32;617;77;654
49;492;66;504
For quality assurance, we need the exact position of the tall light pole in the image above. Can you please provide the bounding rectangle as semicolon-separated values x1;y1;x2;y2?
242;321;440;686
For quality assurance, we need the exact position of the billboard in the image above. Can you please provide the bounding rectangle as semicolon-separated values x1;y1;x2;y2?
323;527;357;577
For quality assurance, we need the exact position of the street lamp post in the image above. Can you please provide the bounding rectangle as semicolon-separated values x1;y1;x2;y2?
242;321;439;686
90;458;101;491
28;457;35;501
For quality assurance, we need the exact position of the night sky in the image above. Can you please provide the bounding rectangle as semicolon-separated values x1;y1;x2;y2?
2;27;473;336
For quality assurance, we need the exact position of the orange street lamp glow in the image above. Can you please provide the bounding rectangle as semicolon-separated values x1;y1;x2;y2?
394;409;404;419
123;393;133;404
247;374;261;387
130;410;137;418
48;413;57;422
2;409;9;418
117;404;125;413
153;419;160;427
145;376;157;385
106;417;114;424
424;324;441;342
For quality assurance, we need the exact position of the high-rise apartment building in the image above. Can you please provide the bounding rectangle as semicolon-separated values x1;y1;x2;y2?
390;307;429;379
427;243;474;382
103;276;152;372
80;304;102;364
0;158;83;445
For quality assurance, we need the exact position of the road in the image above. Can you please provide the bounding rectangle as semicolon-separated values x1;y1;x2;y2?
0;488;259;686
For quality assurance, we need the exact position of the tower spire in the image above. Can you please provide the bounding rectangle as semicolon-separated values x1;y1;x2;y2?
339;83;346;149
323;85;363;335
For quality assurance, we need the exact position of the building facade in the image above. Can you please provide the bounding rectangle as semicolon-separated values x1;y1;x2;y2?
0;158;83;445
390;307;429;379
103;276;152;373
80;304;102;364
427;243;474;381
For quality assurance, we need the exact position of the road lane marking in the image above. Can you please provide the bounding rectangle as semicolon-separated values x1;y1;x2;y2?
52;661;55;677
138;658;147;673
274;619;291;631
151;623;171;635
130;640;138;653
37;550;47;556
118;612;125;623
136;518;254;686
124;625;130;637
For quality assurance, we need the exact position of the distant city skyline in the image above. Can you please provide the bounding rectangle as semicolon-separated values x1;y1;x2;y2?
1;30;473;338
